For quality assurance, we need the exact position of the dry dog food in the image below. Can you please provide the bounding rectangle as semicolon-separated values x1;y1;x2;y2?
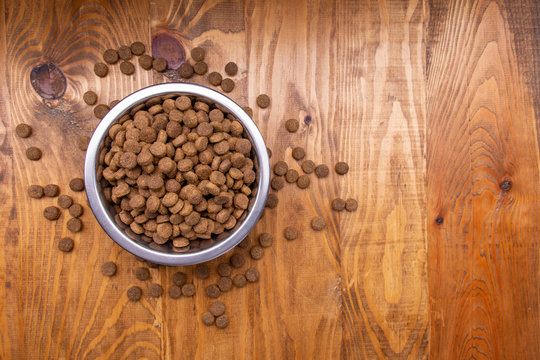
335;162;349;175
206;284;221;298
110;100;120;108
120;61;135;75
315;164;329;178
258;233;272;247
217;262;232;277
273;161;288;176
152;58;168;72
94;104;110;119
250;245;263;260
28;185;44;199
131;41;146;56
208;72;222;86
181;283;196;297
69;178;85;192
202;312;215;326
283;226;298;240
44;184;60;197
238;236;251;249
215;314;229;329
26;147;42;161
173;271;187;286
127;286;142;301
292;147;305;161
191;47;205;62
94;63;109;77
256;94;270;108
101;261;117;276
230;253;245;268
345;198;358;212
195;264;210;279
224;62;238;76
169;285;182;299
210;301;225;316
265;193;278;208
193;62;208;75
135;267;151;281
16;123;32;138
83;91;98;105
77;136;90;151
103;49;119;64
271;176;285;190
179;62;194;79
311;217;325;231
58;237;74;252
118;45;132;60
44;206;60;220
139;55;153;70
301;160;315;174
57;195;73;209
232;274;247;288
149;283;163;298
285;169;299;183
217;276;232;292
296;174;310;189
331;198;346;211
221;78;235;92
285;118;299;133
68;204;83;217
245;268;259;282
67;218;83;232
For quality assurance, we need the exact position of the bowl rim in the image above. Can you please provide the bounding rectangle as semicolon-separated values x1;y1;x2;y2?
84;83;270;266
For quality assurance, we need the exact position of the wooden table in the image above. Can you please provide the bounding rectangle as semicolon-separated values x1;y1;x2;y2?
0;0;538;358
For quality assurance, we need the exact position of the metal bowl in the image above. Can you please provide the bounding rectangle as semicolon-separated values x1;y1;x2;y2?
84;83;270;266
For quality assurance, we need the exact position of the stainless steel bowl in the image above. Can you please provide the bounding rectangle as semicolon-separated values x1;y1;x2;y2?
84;83;270;266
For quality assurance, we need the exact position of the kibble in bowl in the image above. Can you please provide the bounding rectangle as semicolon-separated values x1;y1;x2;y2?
85;83;270;266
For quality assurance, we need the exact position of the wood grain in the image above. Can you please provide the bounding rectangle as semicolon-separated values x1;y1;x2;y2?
427;0;540;358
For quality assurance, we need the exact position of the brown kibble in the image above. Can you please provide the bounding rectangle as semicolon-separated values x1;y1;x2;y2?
271;176;285;191
44;184;60;197
292;147;305;161
120;152;137;169
258;233;273;248
67;217;83;233
77;135;90;151
191;47;205;62
235;139;251;155
15;123;32;138
217;263;232;277
68;203;83;218
220;78;235;92
181;283;196;297
149;283;163;298
265;193;278;209
273;161;288;176
178;62;194;78
285;118;299;133
250;245;263;260
118;45;132;60
172;271;187;286
331;198;346;212
101;261;117;276
195;264;210;279
28;185;44;199
335;161;349;175
58;237;74;252
130;41;146;56
283;226;298;240
301;160;315;174
135;267;151;281
139;54;153;70
169;285;182;299
345;198;358;212
26;147;42;161
297;174;310;189
83;91;98;106
217;276;232;292
224;62;238;76
94;62;108;77
285;169;299;183
245;268;259;283
44;206;60;220
208;72;222;86
103;49;119;64
57;195;73;209
232;274;247;288
120;61;135;75
230;253;245;268
127;286;142;301
233;193;249;210
152;57;168;72
256;94;270;108
94;104;110;119
209;301;226;317
311;217;325;231
315;164;329;178
206;284;220;299
215;314;229;329
202;312;214;326
69;178;85;192
193;61;208;75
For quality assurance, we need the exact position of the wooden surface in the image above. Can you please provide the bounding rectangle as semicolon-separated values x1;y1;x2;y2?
0;0;537;359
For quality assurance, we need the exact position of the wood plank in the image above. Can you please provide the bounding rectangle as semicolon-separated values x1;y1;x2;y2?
426;0;540;358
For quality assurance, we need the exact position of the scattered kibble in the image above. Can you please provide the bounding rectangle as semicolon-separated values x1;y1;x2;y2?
130;41;146;56
178;62;194;79
335;162;349;175
315;164;329;178
271;176;285;190
127;286;142;301
331;198;346;212
296;175;310;189
217;263;232;277
230;253;245;268
311;217;325;231
135;267;151;281
292;147;305;161
118;45;132;60
209;301;226;317
285;169;299;183
208;71;222;86
181;283;196;297
44;206;61;221
224;62;238;76
120;61;135;75
245;268;259;283
26;147;42;161
191;47;205;62
152;58;168;72
285;118;299;133
250;246;263;260
149;283;163;298
58;237;74;252
273;161;288;176
93;104;110;119
101;261;117;276
301;160;315;174
172;271;187;286
220;78;235;92
15;123;32;138
94;62;109;77
68;203;83;217
139;55;153;70
265;193;278;208
345;198;358;212
28;185;44;199
169;285;182;299
103;49;119;64
57;195;73;209
201;312;215;326
193;61;208;75
206;284;221;298
195;264;210;279
67;217;83;232
215;314;229;329
44;184;60;197
217;276;232;292
283;226;298;240
258;233;273;248
69;178;85;192
232;274;247;288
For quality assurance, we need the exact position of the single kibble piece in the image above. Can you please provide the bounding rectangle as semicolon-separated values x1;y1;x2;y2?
273;161;288;176
221;78;235;93
67;217;83;233
208;72;222;86
178;62;194;78
345;198;358;212
230;253;245;268
109;100;119;108
118;45;132;60
149;283;163;298
77;135;90;151
217;276;232;292
28;185;44;199
271;176;285;191
195;264;210;279
120;61;135;75
256;94;270;108
44;184;60;197
265;193;278;209
127;286;142;301
83;91;98;106
152;58;168;72
285;118;299;133
94;104;110;119
193;61;208;75
191;47;205;62
94;62;108;77
181;283;196;297
68;203;83;218
217;263;232;277
297;175;310;189
172;271;187;286
206;284;221;299
26;147;42;161
139;54;153;70
232;274;247;288
103;49;119;64
209;301;226;317
237;237;251;249
201;312;215;326
57;195;73;209
215;315;229;329
285;169;299;183
331;198;346;212
245;268;259;283
16;123;32;138
224;62;238;76
58;237;74;252
101;261;117;276
315;164;329;178
258;233;273;248
250;246;263;260
301;160;315;174
292;147;305;161
169;285;182;299
335;161;349;175
44;206;60;221
311;217;326;231
130;41;146;56
69;178;85;192
135;267;151;281
283;226;298;240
